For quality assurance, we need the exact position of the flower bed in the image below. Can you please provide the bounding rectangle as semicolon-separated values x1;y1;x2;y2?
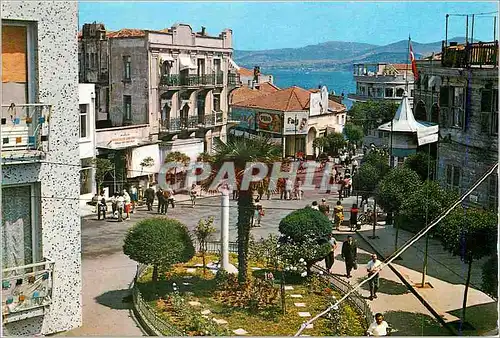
136;253;366;336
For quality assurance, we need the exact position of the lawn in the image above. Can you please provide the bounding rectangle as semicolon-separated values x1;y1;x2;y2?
136;253;367;336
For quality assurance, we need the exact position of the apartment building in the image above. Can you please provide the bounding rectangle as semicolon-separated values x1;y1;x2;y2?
348;63;415;106
414;39;498;210
79;23;240;192
2;2;82;335
79;84;97;204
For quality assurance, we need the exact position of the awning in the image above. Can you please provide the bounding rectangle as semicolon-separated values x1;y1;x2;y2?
159;53;174;62
179;55;196;71
228;57;240;70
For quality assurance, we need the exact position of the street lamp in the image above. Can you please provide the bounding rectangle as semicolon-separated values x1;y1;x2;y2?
294;113;297;160
389;119;394;168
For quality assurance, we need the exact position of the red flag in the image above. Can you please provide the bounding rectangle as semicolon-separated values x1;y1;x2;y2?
410;42;419;81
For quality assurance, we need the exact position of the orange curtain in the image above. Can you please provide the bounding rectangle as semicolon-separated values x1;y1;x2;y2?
2;25;27;83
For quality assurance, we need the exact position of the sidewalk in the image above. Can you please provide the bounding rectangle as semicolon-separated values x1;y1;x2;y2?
352;223;497;335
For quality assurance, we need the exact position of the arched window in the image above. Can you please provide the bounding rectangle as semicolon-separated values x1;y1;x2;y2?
414;101;427;121
431;103;439;124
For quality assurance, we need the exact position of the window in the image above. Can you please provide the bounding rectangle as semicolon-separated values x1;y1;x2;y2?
2;184;41;269
446;164;461;190
214;59;221;73
396;88;405;97
124;95;132;120
385;88;394;98
488;174;498;211
123;55;131;80
86;53;90;68
410;89;414;98
376;88;383;98
481;88;498;135
213;93;220;112
2;22;35;104
451;87;465;128
337;115;341;125
80;159;94;195
79;104;88;138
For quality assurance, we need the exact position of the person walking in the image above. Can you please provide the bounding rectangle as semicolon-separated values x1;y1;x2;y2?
97;197;107;220
333;200;344;231
338;176;344;201
344;175;352;198
367;313;390;336
311;201;320;210
341;235;357;278
350;203;359;231
116;192;125;222
325;233;337;273
130;185;138;213
190;183;198;207
110;192;118;217
294;178;303;200
252;197;264;227
319;198;330;217
367;254;382;300
156;188;166;214
165;187;175;209
144;185;155;211
123;189;132;220
285;178;293;200
352;158;359;173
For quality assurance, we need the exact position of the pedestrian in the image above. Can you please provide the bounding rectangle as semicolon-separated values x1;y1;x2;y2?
110;192;118;216
285;178;293;200
253;197;264;227
278;178;285;200
319;198;330;216
341;235;357;278
116;192;125;222
367;313;390;336
367;253;382;300
333;200;344;231
352;158;359;173
294;178;303;200
344;175;352;198
311;201;320;210
190;183;198;207
325;233;337;273
350;203;359;231
338;176;344;201
165;187;175;208
130;185;138;213
97;197;107;220
145;185;155;211
123;189;132;220
156;188;166;214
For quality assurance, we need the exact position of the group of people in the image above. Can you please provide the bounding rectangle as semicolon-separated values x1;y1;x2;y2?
311;198;360;231
94;189;136;222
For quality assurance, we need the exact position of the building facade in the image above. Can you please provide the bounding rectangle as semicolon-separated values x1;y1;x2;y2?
348;63;415;107
413;40;498;209
230;85;346;159
79;23;241;192
2;1;82;335
79;84;97;204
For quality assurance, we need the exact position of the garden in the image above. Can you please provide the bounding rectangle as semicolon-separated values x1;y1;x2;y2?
125;209;368;336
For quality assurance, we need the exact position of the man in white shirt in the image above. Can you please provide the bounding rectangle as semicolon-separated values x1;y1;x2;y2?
366;253;382;300
367;313;389;336
123;189;131;220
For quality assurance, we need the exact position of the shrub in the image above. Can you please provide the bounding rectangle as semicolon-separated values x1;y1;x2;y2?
123;217;195;281
482;255;498;299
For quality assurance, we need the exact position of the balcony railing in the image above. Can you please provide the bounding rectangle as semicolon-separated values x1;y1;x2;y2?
228;73;241;86
200;112;224;126
2;258;55;323
160;113;224;133
216;72;224;86
160;73;223;88
1;104;51;154
441;41;498;68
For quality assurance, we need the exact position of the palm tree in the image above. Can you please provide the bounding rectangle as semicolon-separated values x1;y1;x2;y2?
201;136;281;283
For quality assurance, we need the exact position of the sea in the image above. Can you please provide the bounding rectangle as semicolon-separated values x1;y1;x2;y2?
266;68;356;110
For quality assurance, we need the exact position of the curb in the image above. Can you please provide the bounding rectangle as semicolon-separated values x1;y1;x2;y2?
355;231;458;336
129;268;162;336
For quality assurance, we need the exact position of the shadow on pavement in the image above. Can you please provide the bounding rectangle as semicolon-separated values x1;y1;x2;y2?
356;277;410;296
383;310;451;336
95;289;133;310
447;301;498;335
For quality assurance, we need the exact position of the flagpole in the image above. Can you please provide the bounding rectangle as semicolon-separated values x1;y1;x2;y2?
406;35;410;93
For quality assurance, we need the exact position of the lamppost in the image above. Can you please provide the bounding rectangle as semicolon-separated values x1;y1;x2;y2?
389;119;394;168
294;113;297;160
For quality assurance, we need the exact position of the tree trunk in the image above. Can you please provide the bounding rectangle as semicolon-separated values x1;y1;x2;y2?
462;256;473;324
237;190;253;284
152;264;159;282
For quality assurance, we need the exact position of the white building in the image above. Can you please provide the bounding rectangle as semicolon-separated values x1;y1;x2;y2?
1;2;82;335
79;84;97;203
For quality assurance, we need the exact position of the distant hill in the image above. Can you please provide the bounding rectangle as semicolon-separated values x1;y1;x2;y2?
234;37;470;71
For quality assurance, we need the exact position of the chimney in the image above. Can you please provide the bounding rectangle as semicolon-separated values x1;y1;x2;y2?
201;26;206;35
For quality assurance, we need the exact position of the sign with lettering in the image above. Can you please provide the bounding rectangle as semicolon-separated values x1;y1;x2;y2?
283;112;309;135
257;112;282;133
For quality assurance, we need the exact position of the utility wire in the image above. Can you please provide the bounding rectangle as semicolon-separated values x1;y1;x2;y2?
294;162;498;336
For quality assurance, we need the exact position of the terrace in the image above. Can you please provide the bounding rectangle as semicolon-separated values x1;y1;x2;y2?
441;40;498;68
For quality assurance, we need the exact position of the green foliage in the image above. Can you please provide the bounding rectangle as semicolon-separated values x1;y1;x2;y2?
348;101;399;135
92;157;114;190
363;148;390;178
343;123;364;145
481;255;498;299
398;181;458;232
376;167;421;214
352;163;380;196
313;132;346;156
197;152;215;163
437;208;497;263
123;218;195;281
140;156;155;168
164;151;191;165
194;217;216;252
404;151;435;181
248;234;280;268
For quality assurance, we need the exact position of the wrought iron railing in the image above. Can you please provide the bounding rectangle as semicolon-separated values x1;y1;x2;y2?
441;41;498;68
200;74;215;86
228;73;241;86
216;72;224;85
1;104;51;152
2;258;55;323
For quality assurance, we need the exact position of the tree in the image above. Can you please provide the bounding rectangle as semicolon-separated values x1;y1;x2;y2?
481;255;497;299
164;151;190;184
348;101;398;135
376;167;421;250
352;163;380;203
278;207;333;273
194;216;216;274
404;151;435;181
313;132;346;156
437;208;497;322
197;152;215;163
201;135;281;284
92;157;114;193
140;156;155;183
123;218;195;282
363;148;390;179
343;123;364;146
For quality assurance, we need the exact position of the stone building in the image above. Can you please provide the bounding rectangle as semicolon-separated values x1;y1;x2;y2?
79;23;241;192
413;40;498;209
2;1;82;335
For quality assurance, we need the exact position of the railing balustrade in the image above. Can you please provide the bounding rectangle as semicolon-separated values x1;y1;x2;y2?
441;41;498;68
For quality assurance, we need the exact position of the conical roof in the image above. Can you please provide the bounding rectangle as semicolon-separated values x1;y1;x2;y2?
378;91;423;133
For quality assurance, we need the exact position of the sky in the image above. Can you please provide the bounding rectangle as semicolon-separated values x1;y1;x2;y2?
78;1;499;50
